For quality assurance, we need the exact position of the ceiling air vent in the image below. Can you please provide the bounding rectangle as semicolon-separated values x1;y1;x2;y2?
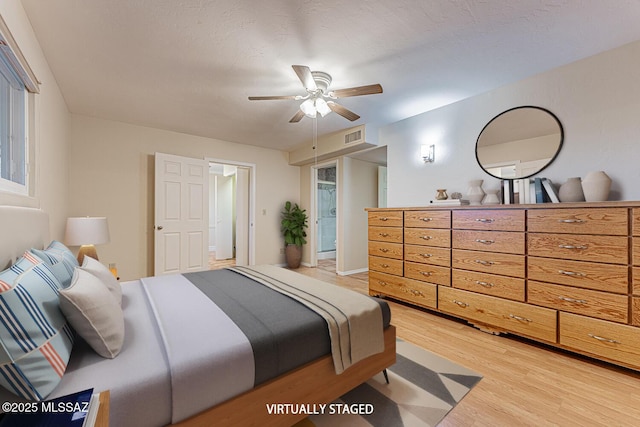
344;129;362;145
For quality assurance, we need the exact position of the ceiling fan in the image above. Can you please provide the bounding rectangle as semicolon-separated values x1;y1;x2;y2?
248;65;383;123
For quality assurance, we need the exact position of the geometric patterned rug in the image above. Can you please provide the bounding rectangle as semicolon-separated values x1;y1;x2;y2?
296;339;482;427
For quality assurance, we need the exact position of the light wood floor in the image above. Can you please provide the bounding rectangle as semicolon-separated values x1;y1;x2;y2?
294;264;640;427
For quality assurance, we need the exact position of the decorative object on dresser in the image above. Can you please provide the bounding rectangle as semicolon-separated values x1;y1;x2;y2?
581;170;612;202
558;177;585;202
483;188;501;205
368;202;640;371
466;179;485;205
435;189;448;200
64;217;110;264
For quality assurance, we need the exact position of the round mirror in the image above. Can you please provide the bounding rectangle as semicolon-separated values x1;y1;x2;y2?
475;106;563;179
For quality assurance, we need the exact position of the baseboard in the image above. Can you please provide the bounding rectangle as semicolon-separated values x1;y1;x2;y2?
337;267;368;276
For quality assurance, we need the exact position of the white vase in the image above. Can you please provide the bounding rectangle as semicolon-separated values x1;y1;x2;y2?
581;171;612;202
558;177;585;202
483;188;500;205
467;179;485;205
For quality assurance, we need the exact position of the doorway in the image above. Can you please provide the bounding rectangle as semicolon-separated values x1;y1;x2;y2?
312;162;338;273
207;159;254;269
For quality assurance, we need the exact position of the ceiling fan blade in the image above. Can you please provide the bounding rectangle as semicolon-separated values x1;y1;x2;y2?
289;110;305;123
327;102;360;121
329;84;383;98
248;95;298;101
292;65;317;91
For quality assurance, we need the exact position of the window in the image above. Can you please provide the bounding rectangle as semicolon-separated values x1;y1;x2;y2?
0;15;39;196
0;50;27;193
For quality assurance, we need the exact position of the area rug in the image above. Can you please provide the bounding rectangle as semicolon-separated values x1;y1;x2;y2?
296;340;482;427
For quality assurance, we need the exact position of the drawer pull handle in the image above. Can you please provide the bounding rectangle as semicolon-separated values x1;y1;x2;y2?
475;218;494;223
558;244;588;250
558;296;587;304
557;219;585;223
419;253;433;258
453;300;469;308
378;232;389;237
558;270;586;277
411;289;424;296
421;217;433;222
475;239;495;245
380;264;389;268
420;236;433;240
588;334;620;344
509;314;532;323
475;259;495;266
380;217;388;221
420;271;432;276
379;248;389;253
475;280;494;288
377;281;388;287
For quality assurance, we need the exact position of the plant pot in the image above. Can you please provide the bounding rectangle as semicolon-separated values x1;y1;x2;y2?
285;244;302;269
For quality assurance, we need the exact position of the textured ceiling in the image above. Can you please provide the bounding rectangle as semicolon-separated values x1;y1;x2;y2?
20;0;640;152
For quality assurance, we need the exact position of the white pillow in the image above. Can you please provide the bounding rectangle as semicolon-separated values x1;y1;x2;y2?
81;255;122;305
59;268;125;359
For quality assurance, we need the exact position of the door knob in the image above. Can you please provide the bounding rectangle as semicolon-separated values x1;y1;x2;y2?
156;225;164;230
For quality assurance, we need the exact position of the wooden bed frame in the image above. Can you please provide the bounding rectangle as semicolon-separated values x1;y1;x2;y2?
1;206;396;427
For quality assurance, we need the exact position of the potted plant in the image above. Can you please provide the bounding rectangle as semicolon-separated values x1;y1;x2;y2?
280;201;308;269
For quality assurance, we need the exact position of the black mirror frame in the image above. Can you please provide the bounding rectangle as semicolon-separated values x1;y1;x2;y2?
475;106;564;180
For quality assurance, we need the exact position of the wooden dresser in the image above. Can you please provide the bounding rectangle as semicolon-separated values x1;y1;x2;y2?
368;201;640;370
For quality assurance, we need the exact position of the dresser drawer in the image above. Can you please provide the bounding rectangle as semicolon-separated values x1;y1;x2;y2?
528;208;628;235
634;267;640;296
452;209;524;231
560;312;640;368
368;241;403;260
439;287;557;342
452;249;525;278
368;256;403;276
528;256;629;294
404;262;450;286
368;226;403;244
528;233;628;264
368;211;403;227
452;230;525;254
369;271;437;309
633;237;640;266
404;245;450;267
633;297;640;326
404;210;450;229
452;269;525;301
404;228;450;247
634;208;640;236
528;281;628;323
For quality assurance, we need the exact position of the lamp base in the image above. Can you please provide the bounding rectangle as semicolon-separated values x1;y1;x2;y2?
77;245;99;265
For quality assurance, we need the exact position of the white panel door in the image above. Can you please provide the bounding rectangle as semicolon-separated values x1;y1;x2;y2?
154;152;209;275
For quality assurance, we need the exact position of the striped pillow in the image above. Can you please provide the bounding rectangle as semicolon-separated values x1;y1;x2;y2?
30;240;79;288
0;251;74;401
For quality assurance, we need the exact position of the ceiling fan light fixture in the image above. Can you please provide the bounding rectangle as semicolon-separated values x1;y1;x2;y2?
300;98;317;118
315;98;331;117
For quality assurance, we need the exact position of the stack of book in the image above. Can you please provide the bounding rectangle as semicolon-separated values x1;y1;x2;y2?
502;177;560;204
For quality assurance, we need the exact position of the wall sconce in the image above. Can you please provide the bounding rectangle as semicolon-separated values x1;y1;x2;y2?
421;144;435;163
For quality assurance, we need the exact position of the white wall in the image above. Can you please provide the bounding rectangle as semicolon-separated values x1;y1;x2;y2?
68;115;300;280
383;40;640;207
0;0;71;239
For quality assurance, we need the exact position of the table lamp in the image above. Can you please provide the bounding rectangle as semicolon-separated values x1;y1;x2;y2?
64;217;110;264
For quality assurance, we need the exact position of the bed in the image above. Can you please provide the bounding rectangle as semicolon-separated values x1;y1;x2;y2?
0;206;396;427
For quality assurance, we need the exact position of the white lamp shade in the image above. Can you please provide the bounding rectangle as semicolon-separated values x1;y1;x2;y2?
300;98;317;118
65;217;110;246
315;98;331;117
